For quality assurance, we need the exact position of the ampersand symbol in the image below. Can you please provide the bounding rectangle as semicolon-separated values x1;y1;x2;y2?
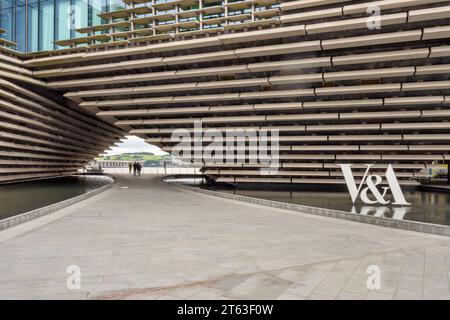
360;175;390;205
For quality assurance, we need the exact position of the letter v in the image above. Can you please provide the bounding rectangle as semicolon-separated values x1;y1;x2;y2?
338;164;372;203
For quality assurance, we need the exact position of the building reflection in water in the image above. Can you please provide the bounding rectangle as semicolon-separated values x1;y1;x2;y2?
168;178;450;227
351;206;410;220
211;189;450;227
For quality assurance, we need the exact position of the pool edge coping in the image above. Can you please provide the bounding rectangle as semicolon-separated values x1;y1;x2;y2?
165;177;450;238
0;175;115;231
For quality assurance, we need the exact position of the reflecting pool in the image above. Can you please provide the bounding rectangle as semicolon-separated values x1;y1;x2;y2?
216;189;450;226
167;177;450;227
0;175;113;220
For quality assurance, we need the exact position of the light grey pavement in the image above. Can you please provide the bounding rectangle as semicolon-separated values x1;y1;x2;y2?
1;174;450;300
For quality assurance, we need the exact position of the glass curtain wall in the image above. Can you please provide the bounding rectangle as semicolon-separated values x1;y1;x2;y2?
0;0;116;52
0;1;14;46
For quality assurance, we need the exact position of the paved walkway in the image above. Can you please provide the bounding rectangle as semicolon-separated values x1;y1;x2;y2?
1;175;450;300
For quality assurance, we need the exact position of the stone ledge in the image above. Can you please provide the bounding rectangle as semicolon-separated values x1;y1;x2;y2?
0;176;115;231
172;182;450;238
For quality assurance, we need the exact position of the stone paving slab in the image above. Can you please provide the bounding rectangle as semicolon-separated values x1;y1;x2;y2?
0;175;450;300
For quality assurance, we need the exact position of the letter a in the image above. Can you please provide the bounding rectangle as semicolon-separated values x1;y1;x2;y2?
385;164;411;206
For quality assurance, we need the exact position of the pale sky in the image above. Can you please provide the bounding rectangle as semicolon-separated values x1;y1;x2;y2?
102;136;167;156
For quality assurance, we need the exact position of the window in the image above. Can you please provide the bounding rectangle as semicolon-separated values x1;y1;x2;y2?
15;0;26;51
56;0;71;46
0;0;14;43
1;0;112;52
27;0;39;51
38;0;55;51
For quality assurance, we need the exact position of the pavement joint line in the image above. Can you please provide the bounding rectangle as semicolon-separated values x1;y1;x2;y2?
92;244;441;300
86;255;373;300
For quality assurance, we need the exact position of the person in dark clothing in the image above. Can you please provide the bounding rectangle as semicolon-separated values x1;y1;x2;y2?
133;162;137;176
137;162;142;176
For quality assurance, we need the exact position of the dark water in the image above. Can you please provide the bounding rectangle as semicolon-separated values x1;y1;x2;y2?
217;189;450;226
167;178;450;227
0;175;113;220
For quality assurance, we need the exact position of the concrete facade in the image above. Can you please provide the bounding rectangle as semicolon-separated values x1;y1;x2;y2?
0;76;124;183
1;0;450;184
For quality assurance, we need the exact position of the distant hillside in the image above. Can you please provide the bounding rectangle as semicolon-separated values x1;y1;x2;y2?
98;152;169;162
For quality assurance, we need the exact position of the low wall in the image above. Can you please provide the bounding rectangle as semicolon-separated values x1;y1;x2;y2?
170;180;450;238
0;176;114;231
102;167;201;175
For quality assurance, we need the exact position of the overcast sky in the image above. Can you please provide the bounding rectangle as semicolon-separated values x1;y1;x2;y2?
103;136;167;156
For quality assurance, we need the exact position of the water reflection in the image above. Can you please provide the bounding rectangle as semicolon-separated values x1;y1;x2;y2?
351;206;410;220
0;175;113;220
235;190;450;226
168;178;450;227
223;190;450;226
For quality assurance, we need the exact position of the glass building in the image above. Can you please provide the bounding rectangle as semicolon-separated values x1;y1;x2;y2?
0;0;126;52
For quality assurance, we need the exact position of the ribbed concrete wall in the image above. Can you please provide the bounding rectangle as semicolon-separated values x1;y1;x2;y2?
0;51;124;183
2;0;450;185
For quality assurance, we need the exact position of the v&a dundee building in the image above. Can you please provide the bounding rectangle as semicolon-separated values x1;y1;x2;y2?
1;0;450;186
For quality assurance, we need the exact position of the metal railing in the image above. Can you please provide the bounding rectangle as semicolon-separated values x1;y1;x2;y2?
101;167;201;175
